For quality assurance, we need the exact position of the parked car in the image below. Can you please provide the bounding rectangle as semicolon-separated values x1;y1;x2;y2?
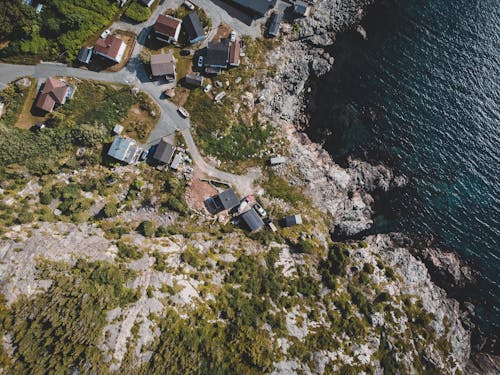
230;31;237;42
100;29;111;39
254;203;267;218
203;84;212;93
177;107;190;118
183;1;195;10
140;150;149;161
197;55;204;68
180;49;192;56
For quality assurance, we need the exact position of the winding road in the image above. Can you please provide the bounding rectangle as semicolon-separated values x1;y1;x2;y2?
0;0;262;195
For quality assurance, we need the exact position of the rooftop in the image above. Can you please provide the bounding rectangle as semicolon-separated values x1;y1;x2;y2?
154;14;182;37
152;137;175;164
215;188;240;211
183;12;205;42
205;39;230;68
35;77;69;113
150;52;176;77
227;0;276;16
108;136;142;164
94;35;125;60
240;208;265;232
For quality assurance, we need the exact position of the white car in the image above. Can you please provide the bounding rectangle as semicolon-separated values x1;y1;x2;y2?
100;29;111;39
203;84;212;93
177;107;190;118
197;55;204;68
230;31;237;42
183;1;195;10
253;203;267;218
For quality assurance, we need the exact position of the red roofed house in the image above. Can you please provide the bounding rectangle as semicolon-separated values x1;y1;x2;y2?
229;40;241;67
34;77;74;113
94;35;127;63
154;14;182;43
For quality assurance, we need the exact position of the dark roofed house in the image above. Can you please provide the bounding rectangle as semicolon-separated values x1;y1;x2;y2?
293;1;311;17
152;137;175;164
108;136;142;164
94;35;127;63
150;52;176;82
154;14;182;43
205;39;230;74
34;77;72;113
184;73;204;87
183;12;206;44
214;188;240;212
284;214;303;227
240;208;265;232
227;0;276;17
77;47;93;64
267;11;282;37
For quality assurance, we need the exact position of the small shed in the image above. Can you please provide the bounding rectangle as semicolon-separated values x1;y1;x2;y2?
184;73;204;87
293;1;311;17
240;208;265;232
284;214;302;227
269;156;287;165
152;137;175;164
113;124;124;135
267;12;282;37
170;153;182;169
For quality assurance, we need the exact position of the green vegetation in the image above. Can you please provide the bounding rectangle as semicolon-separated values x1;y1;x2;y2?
261;171;310;205
0;79;34;127
319;243;351;288
0;0;120;63
124;1;152;23
3;260;138;374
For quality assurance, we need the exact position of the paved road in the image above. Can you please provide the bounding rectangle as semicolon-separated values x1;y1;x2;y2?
0;0;264;193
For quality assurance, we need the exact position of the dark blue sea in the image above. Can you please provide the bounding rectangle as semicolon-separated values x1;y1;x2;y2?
307;0;499;336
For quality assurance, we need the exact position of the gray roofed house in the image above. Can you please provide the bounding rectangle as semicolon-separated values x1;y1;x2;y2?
284;214;303;227
205;39;230;73
108;136;142;164
215;188;240;211
184;73;204;87
152;137;175;164
150;52;176;82
240;208;265;232
267;11;282;37
227;0;276;17
77;47;93;64
183;13;206;44
293;1;311;17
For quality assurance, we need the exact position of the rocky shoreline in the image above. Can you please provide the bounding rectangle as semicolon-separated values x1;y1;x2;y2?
261;0;498;371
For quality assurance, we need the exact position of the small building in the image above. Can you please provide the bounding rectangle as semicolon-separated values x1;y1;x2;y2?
205;39;230;74
213;188;240;212
94;35;127;63
77;47;93;64
150;52;176;82
108;136;142;164
240;208;265;232
35;3;43;13
113;124;124;135
184;73;204;88
228;0;276;17
269;156;287;165
293;1;311;17
139;0;154;7
152;137;175;164
229;40;241;67
183;12;206;44
283;214;303;227
154;14;182;43
34;77;73;113
267;11;282;37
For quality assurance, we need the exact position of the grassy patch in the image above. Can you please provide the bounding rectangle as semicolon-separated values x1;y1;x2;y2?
122;93;160;142
13;79;45;129
0;79;34;127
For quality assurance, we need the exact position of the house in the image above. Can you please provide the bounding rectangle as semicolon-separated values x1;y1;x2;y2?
184;73;204;87
152;137;175;164
150;52;176;82
34;77;73;113
94;35;127;63
293;1;311;17
229;40;241;67
205;39;230;74
208;188;240;213
226;0;276;17
139;0;155;7
267;11;282;37
240;208;265;232
283;214;303;227
154;14;182;43
269;156;287;165
183;13;206;44
77;47;93;64
170;153;183;170
108;136;142;164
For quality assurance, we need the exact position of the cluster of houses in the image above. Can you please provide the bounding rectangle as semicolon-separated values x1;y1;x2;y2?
205;187;302;233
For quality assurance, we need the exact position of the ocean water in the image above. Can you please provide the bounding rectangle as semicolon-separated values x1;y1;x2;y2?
307;0;499;335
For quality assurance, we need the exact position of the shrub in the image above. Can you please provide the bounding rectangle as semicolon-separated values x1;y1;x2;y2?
117;242;142;260
17;211;34;224
103;201;118;218
363;263;375;274
39;190;54;205
124;2;151;23
138;220;156;237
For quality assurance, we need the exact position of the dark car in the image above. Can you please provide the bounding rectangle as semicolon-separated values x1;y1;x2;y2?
180;49;192;56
